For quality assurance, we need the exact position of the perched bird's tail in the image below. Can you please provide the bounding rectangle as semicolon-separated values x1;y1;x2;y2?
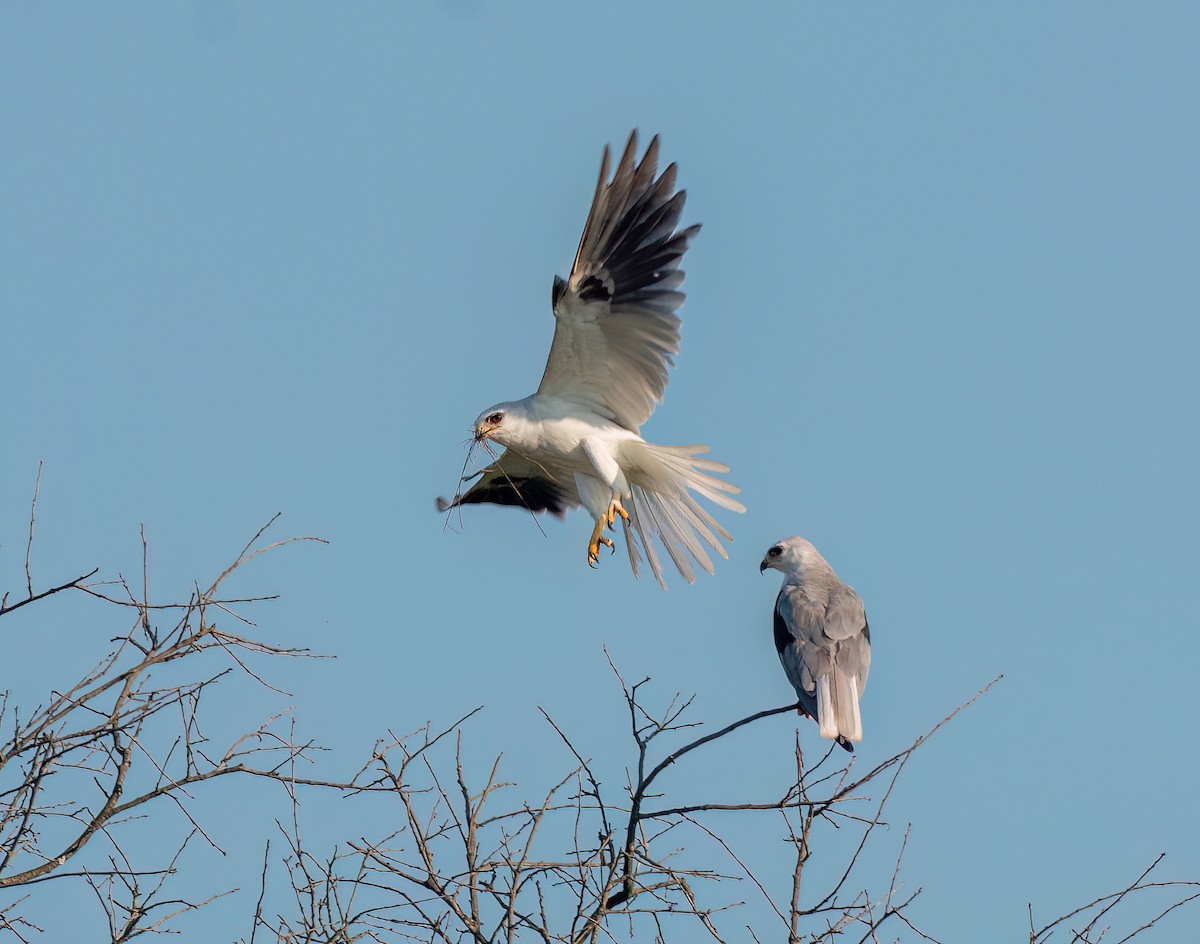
619;441;745;589
816;672;864;750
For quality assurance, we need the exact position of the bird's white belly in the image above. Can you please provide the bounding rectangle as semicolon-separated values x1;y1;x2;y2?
526;415;637;472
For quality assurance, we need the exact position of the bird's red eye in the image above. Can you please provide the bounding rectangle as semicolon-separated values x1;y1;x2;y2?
487;412;504;425
768;547;782;558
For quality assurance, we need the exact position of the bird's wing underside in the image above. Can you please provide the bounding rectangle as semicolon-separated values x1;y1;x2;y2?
537;131;699;432
437;450;580;518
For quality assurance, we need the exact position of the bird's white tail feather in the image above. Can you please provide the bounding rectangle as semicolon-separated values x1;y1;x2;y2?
816;677;838;740
619;441;745;589
636;490;699;583
648;444;746;511
816;673;864;744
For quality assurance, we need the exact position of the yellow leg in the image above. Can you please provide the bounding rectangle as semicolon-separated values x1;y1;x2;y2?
587;516;615;567
605;497;629;530
587;498;627;568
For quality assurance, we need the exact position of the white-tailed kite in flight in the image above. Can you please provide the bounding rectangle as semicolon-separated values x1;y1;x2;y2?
760;537;871;751
438;132;744;587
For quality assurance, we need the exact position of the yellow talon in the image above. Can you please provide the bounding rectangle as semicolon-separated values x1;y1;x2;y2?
587;516;617;566
605;498;629;530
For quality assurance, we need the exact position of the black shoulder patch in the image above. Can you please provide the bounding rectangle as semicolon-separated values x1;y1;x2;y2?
551;274;567;309
471;476;567;517
512;476;569;517
457;475;569;518
577;272;614;303
773;606;791;654
862;619;871;643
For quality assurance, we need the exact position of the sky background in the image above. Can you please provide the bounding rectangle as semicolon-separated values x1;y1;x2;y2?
2;2;1198;941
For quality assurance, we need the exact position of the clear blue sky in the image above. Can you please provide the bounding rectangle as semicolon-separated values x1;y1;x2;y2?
2;2;1198;940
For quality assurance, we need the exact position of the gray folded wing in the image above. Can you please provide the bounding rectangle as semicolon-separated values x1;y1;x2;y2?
537;131;700;432
437;451;580;518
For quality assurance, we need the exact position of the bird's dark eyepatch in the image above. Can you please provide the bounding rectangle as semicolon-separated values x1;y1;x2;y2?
487;412;504;425
767;546;782;558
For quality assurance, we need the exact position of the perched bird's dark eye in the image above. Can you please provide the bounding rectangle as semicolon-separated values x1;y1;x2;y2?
768;546;782;558
487;412;504;425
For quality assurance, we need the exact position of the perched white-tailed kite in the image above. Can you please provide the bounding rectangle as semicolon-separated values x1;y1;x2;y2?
438;132;744;587
760;537;871;752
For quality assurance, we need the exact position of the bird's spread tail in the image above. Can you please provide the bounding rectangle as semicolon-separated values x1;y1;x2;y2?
618;441;745;588
816;673;863;747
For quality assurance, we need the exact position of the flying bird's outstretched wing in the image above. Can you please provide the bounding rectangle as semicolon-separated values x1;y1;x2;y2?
537;132;699;432
774;584;871;752
438;452;580;518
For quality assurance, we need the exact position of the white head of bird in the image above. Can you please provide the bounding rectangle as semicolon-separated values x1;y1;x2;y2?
759;536;830;578
472;401;537;450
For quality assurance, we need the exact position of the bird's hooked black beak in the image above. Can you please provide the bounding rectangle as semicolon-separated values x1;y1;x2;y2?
759;560;767;574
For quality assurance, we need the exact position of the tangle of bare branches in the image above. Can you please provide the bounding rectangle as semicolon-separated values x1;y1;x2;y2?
5;473;1198;943
1;475;352;940
240;655;999;944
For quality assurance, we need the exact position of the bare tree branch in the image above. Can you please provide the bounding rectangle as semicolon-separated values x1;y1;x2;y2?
1032;853;1200;944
